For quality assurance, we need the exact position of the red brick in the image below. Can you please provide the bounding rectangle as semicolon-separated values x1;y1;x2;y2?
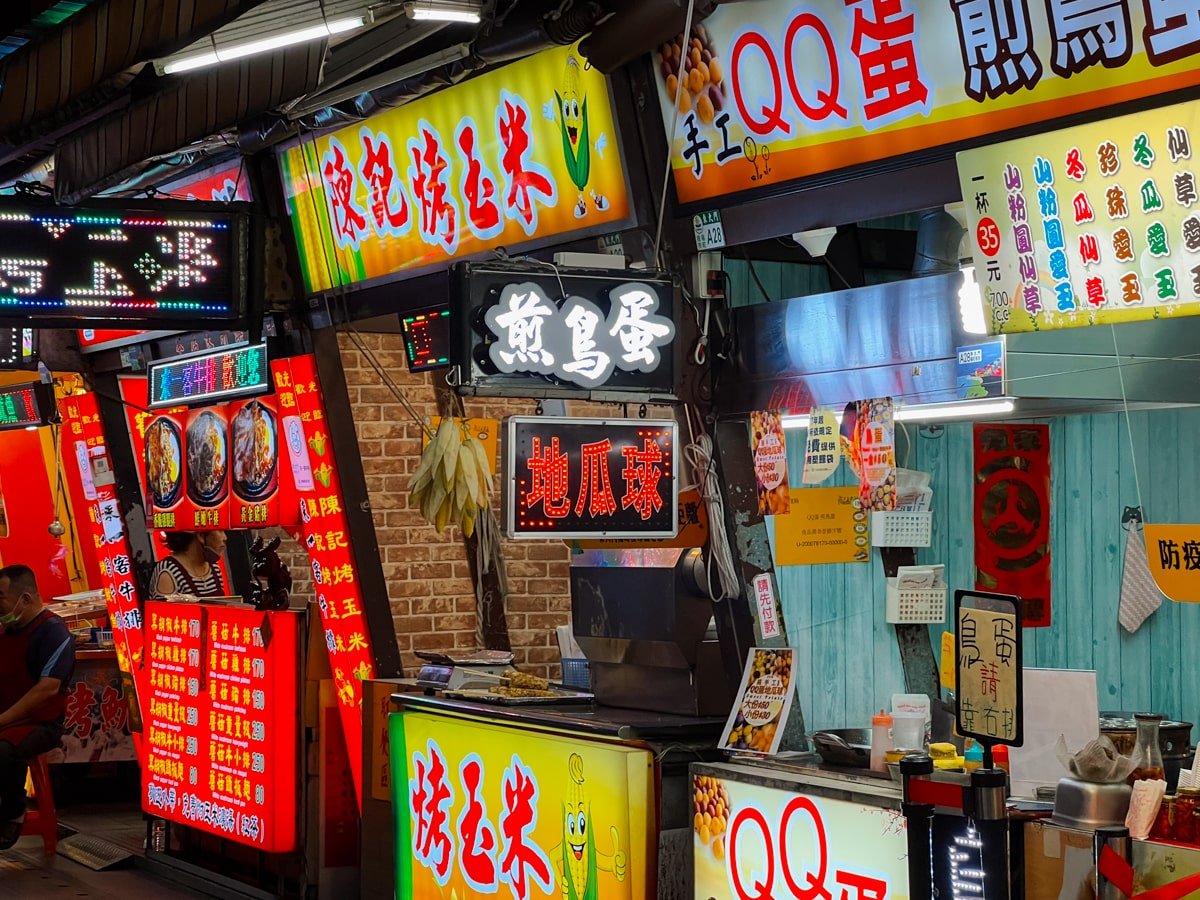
525;544;570;561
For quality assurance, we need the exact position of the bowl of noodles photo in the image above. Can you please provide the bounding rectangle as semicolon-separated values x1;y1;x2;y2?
186;411;229;505
232;400;277;501
145;417;183;508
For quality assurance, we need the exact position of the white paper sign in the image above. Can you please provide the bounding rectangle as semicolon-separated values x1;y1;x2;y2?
283;415;314;491
802;408;842;484
98;498;124;544
1008;668;1099;799
75;440;96;501
752;573;781;639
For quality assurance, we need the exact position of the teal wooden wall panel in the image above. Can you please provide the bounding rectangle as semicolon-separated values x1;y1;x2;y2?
772;408;1200;736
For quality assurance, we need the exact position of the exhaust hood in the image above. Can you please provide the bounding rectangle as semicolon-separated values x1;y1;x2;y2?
718;271;1200;419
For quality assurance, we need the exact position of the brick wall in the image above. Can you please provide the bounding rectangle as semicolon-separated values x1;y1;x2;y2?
337;331;583;680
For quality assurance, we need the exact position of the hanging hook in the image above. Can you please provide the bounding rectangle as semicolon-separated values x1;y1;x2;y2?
535;399;544;416
1122;506;1143;527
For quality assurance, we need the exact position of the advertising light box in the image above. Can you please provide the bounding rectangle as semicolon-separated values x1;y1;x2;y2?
503;416;678;540
0;206;245;325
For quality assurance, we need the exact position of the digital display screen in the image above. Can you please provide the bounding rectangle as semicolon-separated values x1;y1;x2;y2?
0;207;244;324
148;343;269;408
0;383;46;430
503;416;678;540
400;308;451;372
0;327;35;368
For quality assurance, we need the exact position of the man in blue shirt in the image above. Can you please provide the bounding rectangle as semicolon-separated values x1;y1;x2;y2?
0;565;75;850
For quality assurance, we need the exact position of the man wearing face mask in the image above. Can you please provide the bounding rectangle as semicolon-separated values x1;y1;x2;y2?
0;564;74;850
150;531;228;599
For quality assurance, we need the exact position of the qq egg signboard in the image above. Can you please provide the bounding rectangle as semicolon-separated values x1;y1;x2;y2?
0;205;245;327
452;262;678;400
503;416;678;540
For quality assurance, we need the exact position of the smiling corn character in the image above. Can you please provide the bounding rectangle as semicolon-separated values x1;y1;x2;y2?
558;753;626;898
556;56;608;219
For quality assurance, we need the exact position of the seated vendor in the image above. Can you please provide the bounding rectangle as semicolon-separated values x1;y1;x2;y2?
151;530;228;599
0;564;75;850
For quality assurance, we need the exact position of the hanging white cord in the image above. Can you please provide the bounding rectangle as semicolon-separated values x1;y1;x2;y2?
1111;325;1146;518
684;433;740;601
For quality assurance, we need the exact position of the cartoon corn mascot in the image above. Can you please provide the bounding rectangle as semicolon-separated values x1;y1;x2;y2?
555;56;609;218
556;753;626;898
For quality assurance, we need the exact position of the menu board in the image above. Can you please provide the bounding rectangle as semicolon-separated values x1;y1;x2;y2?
143;395;286;532
142;601;300;852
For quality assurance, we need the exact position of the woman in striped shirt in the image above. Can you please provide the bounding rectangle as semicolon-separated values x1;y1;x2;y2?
150;531;228;599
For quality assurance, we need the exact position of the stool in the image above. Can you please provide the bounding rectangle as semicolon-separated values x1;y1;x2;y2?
20;755;56;856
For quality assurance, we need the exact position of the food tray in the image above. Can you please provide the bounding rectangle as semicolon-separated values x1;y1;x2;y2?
445;687;593;706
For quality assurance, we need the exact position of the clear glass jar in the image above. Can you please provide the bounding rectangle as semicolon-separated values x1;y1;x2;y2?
1174;788;1200;844
1129;713;1166;783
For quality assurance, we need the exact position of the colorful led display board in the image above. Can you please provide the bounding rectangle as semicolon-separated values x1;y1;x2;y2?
0;207;245;325
0;382;52;430
503;416;678;539
148;343;269;408
0;328;35;368
400;308;451;372
141;600;300;853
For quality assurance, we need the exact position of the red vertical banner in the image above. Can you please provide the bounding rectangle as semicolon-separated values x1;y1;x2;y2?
974;423;1052;627
272;355;375;805
60;392;146;752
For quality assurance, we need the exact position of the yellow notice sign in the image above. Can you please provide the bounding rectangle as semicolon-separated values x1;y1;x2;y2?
773;486;869;566
940;631;956;691
1144;524;1200;602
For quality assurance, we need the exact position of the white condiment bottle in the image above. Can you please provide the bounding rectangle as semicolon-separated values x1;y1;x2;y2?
870;709;893;772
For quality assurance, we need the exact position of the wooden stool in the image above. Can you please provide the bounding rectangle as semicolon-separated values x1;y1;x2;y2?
20;754;56;856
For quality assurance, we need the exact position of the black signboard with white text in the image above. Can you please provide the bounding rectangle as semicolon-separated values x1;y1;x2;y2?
452;262;678;399
0;204;246;327
503;416;678;539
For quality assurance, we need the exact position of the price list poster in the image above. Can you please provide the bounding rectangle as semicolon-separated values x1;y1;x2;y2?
142;600;300;852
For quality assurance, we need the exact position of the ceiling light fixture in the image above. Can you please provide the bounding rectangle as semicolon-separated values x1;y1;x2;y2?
781;398;1016;430
404;0;482;23
161;15;368;75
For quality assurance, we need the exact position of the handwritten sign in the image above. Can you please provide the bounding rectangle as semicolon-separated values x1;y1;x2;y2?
774;487;869;566
955;590;1024;747
719;648;796;755
1142;524;1200;602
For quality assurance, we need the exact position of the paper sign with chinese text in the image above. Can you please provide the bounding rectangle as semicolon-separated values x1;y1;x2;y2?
692;768;909;899
504;417;678;540
654;0;1200;207
959;100;1200;333
750;410;791;516
391;710;655;899
751;574;782;639
856;398;896;512
774;487;869;566
1143;524;1200;602
140;601;300;852
802;408;841;484
955;591;1024;747
719;648;796;755
278;42;631;294
275;355;376;805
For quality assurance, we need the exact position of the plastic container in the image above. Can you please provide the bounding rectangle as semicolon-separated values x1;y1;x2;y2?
964;743;985;773
993;745;1010;773
560;658;591;690
891;712;925;751
870;710;893;773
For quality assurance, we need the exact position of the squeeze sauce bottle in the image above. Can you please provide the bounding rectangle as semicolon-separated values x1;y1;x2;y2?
870;709;893;773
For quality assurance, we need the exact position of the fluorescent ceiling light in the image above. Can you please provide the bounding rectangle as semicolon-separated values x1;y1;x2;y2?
781;398;1016;430
405;0;481;23
162;15;367;75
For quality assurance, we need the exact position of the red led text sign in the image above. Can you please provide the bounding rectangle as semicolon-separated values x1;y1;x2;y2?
503;416;679;540
141;601;300;852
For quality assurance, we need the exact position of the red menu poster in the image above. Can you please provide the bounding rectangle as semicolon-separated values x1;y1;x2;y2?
228;395;281;528
60;392;146;752
142;600;300;852
273;355;374;805
185;405;231;530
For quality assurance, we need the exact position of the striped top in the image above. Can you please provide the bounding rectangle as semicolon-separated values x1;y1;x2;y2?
150;556;226;599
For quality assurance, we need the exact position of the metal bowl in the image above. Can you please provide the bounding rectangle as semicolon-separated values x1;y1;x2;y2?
811;729;872;768
1050;777;1131;831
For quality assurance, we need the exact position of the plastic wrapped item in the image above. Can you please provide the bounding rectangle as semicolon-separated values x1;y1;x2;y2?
1126;778;1168;840
1056;734;1137;784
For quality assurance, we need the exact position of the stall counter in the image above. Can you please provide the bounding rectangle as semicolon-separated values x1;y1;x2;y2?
389;691;723;900
690;759;910;899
